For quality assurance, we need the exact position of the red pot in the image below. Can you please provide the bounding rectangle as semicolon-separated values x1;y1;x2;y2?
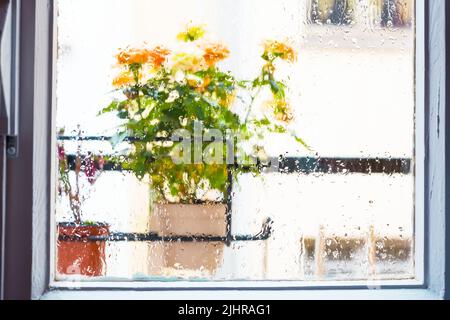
57;223;109;277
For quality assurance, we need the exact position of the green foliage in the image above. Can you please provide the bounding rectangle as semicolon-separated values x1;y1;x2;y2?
103;26;307;204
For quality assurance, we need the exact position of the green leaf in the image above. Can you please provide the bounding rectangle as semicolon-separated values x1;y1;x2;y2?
272;125;287;133
109;131;128;148
269;80;286;99
117;109;129;119
99;100;121;115
294;135;311;150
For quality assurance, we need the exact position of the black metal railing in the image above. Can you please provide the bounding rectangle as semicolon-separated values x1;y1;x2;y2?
57;135;412;246
58;217;273;244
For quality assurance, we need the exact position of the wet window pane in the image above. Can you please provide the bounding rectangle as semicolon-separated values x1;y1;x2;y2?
54;0;416;282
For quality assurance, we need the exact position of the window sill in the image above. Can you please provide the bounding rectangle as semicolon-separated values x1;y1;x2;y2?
40;288;442;300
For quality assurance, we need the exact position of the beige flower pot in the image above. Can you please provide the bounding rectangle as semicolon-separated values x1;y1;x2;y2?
147;203;227;276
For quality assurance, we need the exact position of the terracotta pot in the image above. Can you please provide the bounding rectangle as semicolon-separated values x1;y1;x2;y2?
148;203;227;274
57;223;109;277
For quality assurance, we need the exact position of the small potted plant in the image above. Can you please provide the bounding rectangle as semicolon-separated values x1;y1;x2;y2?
101;25;307;273
56;129;109;277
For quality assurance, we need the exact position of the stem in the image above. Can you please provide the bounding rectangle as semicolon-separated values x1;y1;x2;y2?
61;172;78;223
58;138;81;224
73;129;82;224
244;86;262;124
244;59;276;124
131;64;142;109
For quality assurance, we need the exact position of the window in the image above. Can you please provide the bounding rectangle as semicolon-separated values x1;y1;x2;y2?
53;0;417;283
1;0;448;300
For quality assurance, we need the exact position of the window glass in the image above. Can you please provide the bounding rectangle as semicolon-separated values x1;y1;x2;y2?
55;0;416;281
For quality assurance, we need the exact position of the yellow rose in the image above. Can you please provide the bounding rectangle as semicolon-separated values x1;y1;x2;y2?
112;71;136;88
171;53;207;73
177;24;206;42
263;40;297;63
266;98;294;122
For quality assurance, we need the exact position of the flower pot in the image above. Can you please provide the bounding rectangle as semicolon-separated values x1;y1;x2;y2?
57;223;110;277
148;203;227;275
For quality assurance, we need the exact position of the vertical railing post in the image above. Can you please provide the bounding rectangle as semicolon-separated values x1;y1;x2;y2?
368;225;377;277
315;225;326;278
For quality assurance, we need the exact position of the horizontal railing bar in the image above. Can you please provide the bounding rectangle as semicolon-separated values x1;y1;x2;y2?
58;218;273;243
57;135;412;174
58;135;121;141
58;135;218;143
278;157;411;174
58;233;269;243
64;155;412;175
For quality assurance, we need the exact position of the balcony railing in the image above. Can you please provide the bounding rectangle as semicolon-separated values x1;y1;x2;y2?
57;135;412;246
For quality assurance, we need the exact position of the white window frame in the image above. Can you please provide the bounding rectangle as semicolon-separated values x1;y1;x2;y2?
0;0;447;300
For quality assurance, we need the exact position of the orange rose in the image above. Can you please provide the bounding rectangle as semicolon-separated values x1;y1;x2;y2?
148;46;171;69
116;47;151;65
203;43;230;67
